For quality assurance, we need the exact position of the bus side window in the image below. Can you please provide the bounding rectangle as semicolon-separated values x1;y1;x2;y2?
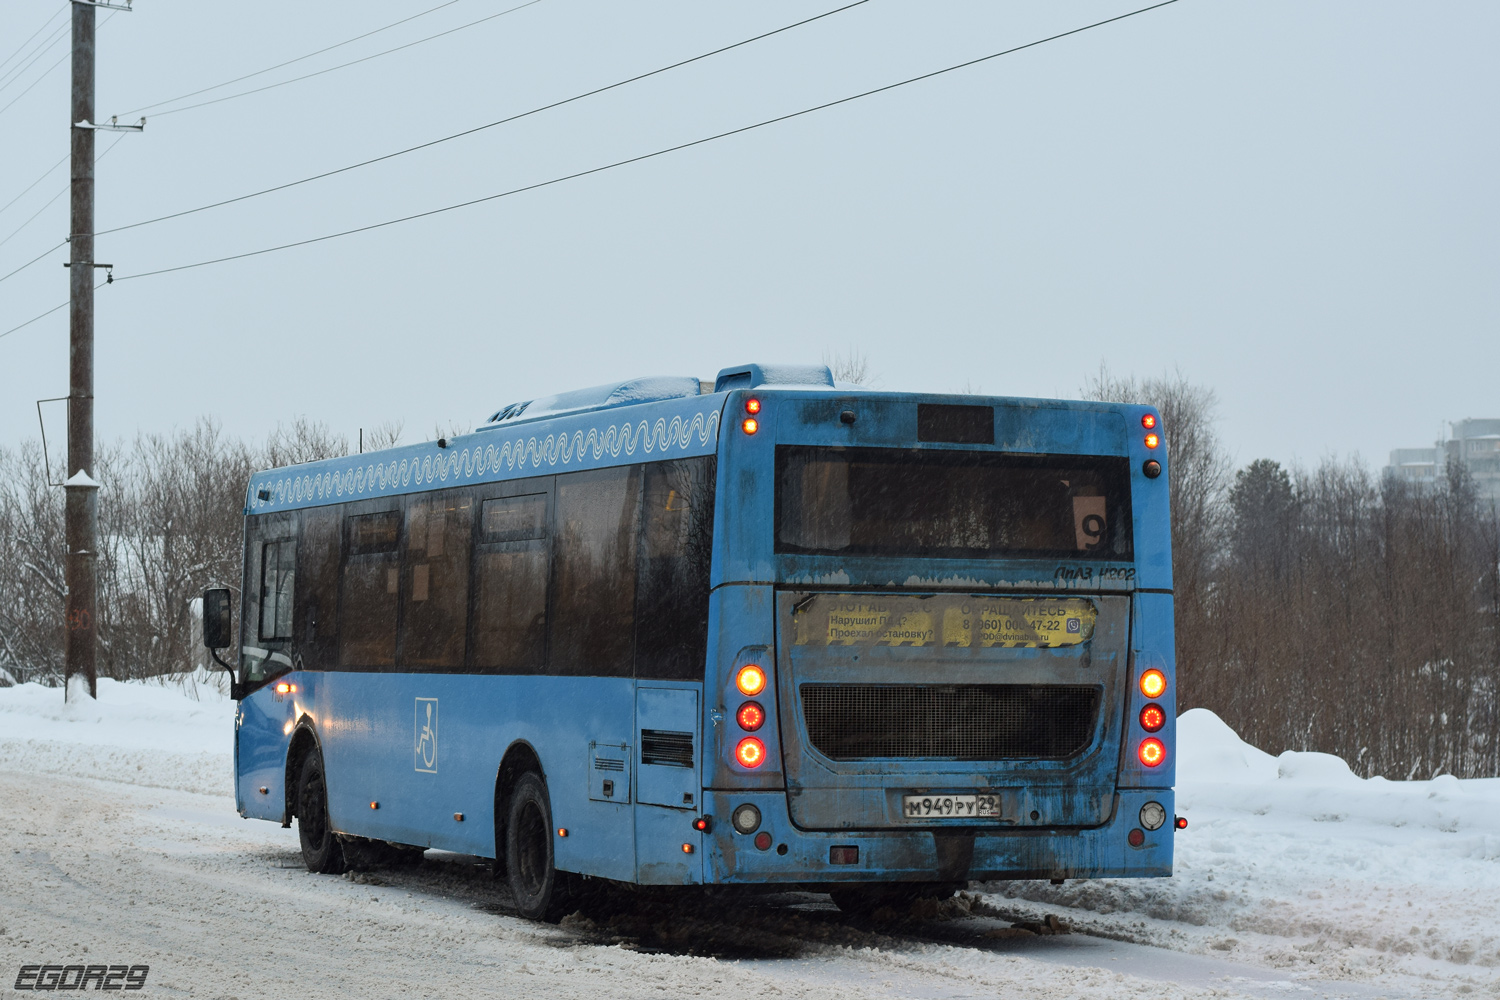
259;540;296;640
339;508;401;669
472;491;549;673
241;511;296;686
400;489;474;670
297;506;341;670
550;465;642;678
636;457;716;680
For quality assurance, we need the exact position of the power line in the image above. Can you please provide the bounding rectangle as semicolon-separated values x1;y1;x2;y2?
0;280;107;343
115;0;541;120
0;9;118;121
111;0;1183;283
112;0;469;119
0;134;128;251
0;154;68;219
0;17;69;95
96;0;874;239
0;49;68;119
0;4;67;76
0;240;67;287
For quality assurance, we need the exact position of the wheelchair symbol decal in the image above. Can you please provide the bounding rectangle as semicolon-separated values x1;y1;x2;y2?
414;698;439;773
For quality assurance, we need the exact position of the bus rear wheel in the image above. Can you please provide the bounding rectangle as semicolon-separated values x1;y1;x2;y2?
505;772;574;923
296;748;347;875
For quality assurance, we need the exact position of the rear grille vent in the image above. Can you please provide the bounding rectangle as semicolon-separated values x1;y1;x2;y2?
800;684;1100;761
593;756;625;772
640;729;694;768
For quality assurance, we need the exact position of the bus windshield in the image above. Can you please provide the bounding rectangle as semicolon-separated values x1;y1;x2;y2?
775;445;1133;560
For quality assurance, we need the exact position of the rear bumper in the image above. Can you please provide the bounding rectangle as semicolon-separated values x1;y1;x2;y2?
700;787;1173;883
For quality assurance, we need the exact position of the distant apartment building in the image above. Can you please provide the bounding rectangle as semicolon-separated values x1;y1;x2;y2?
1385;418;1500;504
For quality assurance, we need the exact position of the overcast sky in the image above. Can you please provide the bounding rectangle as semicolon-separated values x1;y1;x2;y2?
1;0;1495;471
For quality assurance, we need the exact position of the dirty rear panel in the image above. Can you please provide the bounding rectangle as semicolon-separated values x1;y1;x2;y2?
777;590;1130;830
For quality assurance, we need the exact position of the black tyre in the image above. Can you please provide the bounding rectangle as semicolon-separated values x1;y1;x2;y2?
505;771;573;922
296;748;347;875
829;882;956;915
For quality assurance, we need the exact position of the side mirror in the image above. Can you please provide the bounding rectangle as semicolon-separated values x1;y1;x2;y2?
203;588;232;649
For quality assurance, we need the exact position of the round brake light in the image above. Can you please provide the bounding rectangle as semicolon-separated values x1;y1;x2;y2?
736;665;766;696
735;737;766;768
1139;669;1166;699
1139;703;1166;732
1138;738;1166;767
1144;433;1160;449
1142;413;1157;429
745;397;761;415
737;701;765;731
742;417;759;435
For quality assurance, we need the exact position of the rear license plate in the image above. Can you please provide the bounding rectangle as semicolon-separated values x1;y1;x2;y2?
901;793;1001;819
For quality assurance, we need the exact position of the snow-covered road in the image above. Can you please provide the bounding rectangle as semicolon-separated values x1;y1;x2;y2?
2;680;1496;998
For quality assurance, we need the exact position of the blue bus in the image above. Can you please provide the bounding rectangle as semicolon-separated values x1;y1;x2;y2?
203;363;1177;921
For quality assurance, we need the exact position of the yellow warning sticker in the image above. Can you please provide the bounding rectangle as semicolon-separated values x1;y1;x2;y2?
795;595;1095;648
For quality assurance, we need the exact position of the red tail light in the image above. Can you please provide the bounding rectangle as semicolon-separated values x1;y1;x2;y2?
1139;704;1166;732
737;701;765;731
1142;413;1157;429
735;737;766;768
1138;738;1166;767
745;397;761;415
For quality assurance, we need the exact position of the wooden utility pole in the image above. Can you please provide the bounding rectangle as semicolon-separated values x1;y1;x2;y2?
65;0;99;701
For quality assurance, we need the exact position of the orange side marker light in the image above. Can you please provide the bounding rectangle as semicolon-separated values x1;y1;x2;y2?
736;665;766;696
1139;669;1167;699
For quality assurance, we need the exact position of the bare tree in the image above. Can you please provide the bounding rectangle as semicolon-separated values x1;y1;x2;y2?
823;347;878;387
1081;366;1232;709
363;419;404;452
264;417;349;468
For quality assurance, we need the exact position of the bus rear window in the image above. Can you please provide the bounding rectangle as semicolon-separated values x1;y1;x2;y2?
776;446;1132;560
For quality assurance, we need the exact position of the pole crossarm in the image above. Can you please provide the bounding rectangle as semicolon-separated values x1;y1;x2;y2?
71;1;133;11
74;116;143;131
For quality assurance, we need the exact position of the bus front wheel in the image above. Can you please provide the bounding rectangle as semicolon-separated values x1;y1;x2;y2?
505;772;574;922
296;749;347;875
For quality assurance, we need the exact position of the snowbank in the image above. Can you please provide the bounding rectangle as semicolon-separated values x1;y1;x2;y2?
990;707;1500;994
0;675;233;752
0;676;234;795
1177;707;1500;843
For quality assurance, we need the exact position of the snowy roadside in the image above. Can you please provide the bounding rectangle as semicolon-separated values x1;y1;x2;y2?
988;710;1500;997
2;680;1497;998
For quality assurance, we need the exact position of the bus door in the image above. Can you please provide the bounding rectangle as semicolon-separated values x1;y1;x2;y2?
774;591;1130;833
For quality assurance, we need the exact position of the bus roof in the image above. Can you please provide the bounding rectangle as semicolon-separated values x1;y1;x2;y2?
243;365;1151;515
